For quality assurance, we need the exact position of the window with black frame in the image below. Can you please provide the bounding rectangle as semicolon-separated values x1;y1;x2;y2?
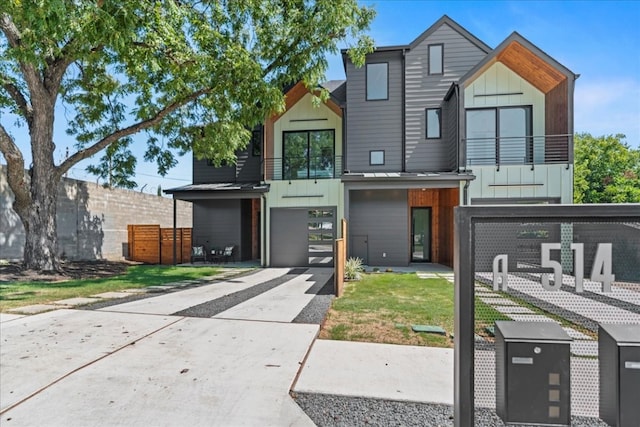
283;130;334;180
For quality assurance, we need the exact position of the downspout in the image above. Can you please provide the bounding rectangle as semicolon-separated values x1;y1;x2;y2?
172;197;177;265
261;193;267;267
455;84;461;172
401;48;407;172
463;179;470;206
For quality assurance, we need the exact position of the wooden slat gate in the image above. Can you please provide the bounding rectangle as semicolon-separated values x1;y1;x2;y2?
128;225;192;265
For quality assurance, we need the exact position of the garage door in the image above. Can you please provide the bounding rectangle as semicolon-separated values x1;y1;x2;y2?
270;207;335;267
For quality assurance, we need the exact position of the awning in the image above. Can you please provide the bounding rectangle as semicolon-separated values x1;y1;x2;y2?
164;182;269;201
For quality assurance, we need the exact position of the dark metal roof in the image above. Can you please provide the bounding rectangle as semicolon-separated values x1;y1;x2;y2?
164;182;269;200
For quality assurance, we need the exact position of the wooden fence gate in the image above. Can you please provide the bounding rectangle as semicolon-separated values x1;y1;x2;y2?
128;225;192;265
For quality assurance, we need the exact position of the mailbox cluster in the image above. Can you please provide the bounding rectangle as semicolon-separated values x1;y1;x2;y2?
494;321;640;427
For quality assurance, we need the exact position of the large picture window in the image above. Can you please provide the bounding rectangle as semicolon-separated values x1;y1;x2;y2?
466;106;532;165
283;130;335;180
366;63;388;100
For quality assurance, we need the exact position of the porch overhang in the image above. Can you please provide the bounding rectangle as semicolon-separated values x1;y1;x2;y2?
164;182;269;201
341;172;475;190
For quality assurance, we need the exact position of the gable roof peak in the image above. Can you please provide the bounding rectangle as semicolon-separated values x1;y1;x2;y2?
409;15;492;53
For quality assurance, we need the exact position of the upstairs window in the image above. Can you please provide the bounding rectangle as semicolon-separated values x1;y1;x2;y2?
283;130;335;179
366;63;388;100
428;44;443;75
426;108;441;139
251;129;261;157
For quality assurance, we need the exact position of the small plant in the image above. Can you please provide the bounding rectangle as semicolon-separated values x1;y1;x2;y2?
344;257;364;280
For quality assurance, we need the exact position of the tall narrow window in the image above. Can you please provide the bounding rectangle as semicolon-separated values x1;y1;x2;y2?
426;108;441;139
366;63;388;100
428;44;443;75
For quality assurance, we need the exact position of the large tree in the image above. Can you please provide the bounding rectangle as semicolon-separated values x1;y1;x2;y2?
0;1;374;271
574;133;640;203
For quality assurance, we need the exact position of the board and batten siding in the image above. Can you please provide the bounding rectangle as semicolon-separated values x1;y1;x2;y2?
345;50;403;172
405;23;487;172
193;199;242;248
348;189;408;266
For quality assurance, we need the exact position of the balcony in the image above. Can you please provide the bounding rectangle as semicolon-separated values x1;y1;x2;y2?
263;156;343;181
465;134;571;168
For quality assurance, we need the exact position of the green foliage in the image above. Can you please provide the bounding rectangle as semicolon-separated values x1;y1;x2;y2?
574;133;640;203
1;0;375;170
344;256;364;280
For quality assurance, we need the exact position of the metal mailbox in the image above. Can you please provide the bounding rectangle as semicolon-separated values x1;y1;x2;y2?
599;323;640;427
495;321;572;426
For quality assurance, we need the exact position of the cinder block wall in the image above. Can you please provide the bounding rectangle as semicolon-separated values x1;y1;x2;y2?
0;165;192;261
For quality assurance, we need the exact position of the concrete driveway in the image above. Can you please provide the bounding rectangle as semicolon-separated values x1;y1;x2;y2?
1;269;321;427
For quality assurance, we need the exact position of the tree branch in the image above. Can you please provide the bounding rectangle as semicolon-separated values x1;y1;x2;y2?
1;76;34;125
0;124;31;215
57;88;211;178
1;13;49;113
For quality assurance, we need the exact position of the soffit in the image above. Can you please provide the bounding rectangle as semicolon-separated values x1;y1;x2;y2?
496;41;567;94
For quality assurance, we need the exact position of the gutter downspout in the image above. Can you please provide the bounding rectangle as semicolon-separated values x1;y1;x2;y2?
261;193;267;267
402;48;407;172
463;180;471;206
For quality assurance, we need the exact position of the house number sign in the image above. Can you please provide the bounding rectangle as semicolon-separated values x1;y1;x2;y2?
492;243;615;293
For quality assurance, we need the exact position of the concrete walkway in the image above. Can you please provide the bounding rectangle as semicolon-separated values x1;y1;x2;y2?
1;266;460;426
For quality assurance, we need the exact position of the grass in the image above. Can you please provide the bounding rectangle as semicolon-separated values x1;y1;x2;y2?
320;272;456;347
0;265;221;311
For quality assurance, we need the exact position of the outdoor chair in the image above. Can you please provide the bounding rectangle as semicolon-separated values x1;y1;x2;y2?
222;245;235;263
190;245;207;263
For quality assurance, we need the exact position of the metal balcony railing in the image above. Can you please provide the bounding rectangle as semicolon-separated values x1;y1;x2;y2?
263;156;343;181
464;134;571;167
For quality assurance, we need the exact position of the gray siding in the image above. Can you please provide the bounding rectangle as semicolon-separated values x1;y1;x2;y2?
349;189;408;266
405;23;487;172
442;94;459;170
193;199;241;249
345;50;404;172
193;146;261;184
193;159;235;184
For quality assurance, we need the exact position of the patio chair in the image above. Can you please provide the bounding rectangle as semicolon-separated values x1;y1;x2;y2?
190;245;207;263
222;245;235;263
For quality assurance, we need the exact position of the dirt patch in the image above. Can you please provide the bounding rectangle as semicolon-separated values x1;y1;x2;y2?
0;260;134;283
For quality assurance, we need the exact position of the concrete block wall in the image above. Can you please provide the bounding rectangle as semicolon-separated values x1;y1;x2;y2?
1;165;192;261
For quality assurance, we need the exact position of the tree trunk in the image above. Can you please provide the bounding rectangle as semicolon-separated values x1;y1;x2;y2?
20;173;61;272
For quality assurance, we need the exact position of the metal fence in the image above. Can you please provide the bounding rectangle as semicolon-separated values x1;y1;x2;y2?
454;204;640;426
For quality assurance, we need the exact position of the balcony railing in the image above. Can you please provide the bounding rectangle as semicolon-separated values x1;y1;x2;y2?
263;156;343;181
464;134;571;167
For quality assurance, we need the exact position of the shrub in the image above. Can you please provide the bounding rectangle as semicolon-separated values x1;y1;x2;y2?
345;257;364;280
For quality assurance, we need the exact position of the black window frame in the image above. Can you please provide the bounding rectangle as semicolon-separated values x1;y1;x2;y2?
428;43;444;75
282;129;336;180
369;150;385;165
425;108;442;139
465;105;534;165
366;62;389;101
251;129;261;157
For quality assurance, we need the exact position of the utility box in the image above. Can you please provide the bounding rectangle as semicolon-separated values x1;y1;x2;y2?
495;321;572;426
599;323;640;427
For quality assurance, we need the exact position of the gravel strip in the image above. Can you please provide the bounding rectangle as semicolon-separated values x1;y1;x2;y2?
292;274;334;324
172;268;307;317
79;269;255;311
292;392;608;427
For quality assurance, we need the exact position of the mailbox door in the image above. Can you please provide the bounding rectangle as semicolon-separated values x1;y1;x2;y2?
619;346;640;427
507;342;570;425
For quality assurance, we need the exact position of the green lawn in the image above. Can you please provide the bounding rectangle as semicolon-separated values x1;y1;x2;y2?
0;265;221;311
320;273;456;347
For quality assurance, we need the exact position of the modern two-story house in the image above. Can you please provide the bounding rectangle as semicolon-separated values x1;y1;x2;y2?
166;15;577;268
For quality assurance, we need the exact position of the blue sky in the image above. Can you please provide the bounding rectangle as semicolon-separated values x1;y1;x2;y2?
3;1;639;194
